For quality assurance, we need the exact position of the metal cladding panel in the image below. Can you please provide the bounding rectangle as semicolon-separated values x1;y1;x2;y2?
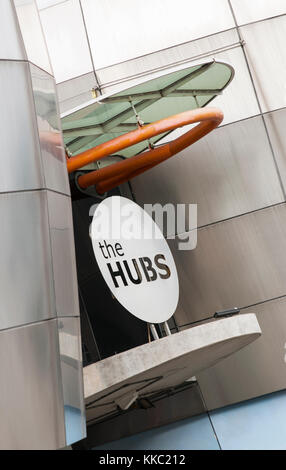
38;0;93;83
241;16;286;113
0;320;66;450
0;0;26;60
57;72;95;115
230;0;286;25
0;191;56;330
210;390;286;450
264;108;286;196
0;60;44;193
47;190;80;317
170;204;286;325
36;0;62;7
81;0;234;70
207;47;260;125
96;29;238;95
0;2;86;449
30;63;70;195
14;0;52;74
197;297;286;410
58;317;86;445
133;116;283;232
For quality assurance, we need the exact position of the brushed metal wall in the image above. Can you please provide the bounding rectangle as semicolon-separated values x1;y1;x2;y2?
47;191;80;317
0;0;86;449
0;320;66;450
197;297;286;410
132;116;284;231
30;63;70;195
0;191;55;330
129;7;286;413
169;204;286;325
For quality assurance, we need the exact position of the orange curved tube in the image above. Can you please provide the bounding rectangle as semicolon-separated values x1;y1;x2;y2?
69;107;223;193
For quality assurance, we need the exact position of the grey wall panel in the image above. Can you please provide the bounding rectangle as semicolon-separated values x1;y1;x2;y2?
0;191;56;330
30;63;70;195
170;204;286;325
37;0;64;8
208;47;260;125
230;0;286;26
47;191;80;317
57;72;96;115
39;0;93;83
0;60;44;193
264;108;286;196
81;0;234;70
0;319;66;450
58;317;86;445
197;297;286;410
14;0;52;74
0;0;26;60
97;29;238;94
133;116;284;232
241;16;286;113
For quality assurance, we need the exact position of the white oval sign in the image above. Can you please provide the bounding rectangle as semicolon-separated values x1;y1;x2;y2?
90;196;179;323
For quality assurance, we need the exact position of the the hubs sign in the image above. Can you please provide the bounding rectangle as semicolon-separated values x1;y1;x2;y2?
91;196;179;323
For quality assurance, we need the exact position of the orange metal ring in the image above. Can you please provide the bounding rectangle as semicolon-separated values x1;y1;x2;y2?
69;107;223;193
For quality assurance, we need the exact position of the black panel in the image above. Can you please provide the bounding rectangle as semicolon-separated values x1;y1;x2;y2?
71;180;149;362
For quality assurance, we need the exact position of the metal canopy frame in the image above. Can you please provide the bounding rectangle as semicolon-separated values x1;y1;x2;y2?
62;60;234;157
70;107;224;193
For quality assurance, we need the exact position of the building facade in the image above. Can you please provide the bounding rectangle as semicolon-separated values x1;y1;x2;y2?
37;0;286;450
2;0;286;450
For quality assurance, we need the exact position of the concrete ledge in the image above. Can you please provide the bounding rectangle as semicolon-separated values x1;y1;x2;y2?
84;314;261;420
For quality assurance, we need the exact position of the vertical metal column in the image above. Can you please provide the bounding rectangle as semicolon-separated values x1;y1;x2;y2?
0;0;86;449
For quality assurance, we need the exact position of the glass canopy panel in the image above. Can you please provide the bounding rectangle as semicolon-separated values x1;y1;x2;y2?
125;97;199;124
114;66;203;95
62;60;234;162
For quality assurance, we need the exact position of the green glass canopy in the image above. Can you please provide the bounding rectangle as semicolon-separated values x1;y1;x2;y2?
61;60;234;164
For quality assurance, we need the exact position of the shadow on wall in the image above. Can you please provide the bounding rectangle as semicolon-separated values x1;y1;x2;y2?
93;413;220;451
93;389;286;450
